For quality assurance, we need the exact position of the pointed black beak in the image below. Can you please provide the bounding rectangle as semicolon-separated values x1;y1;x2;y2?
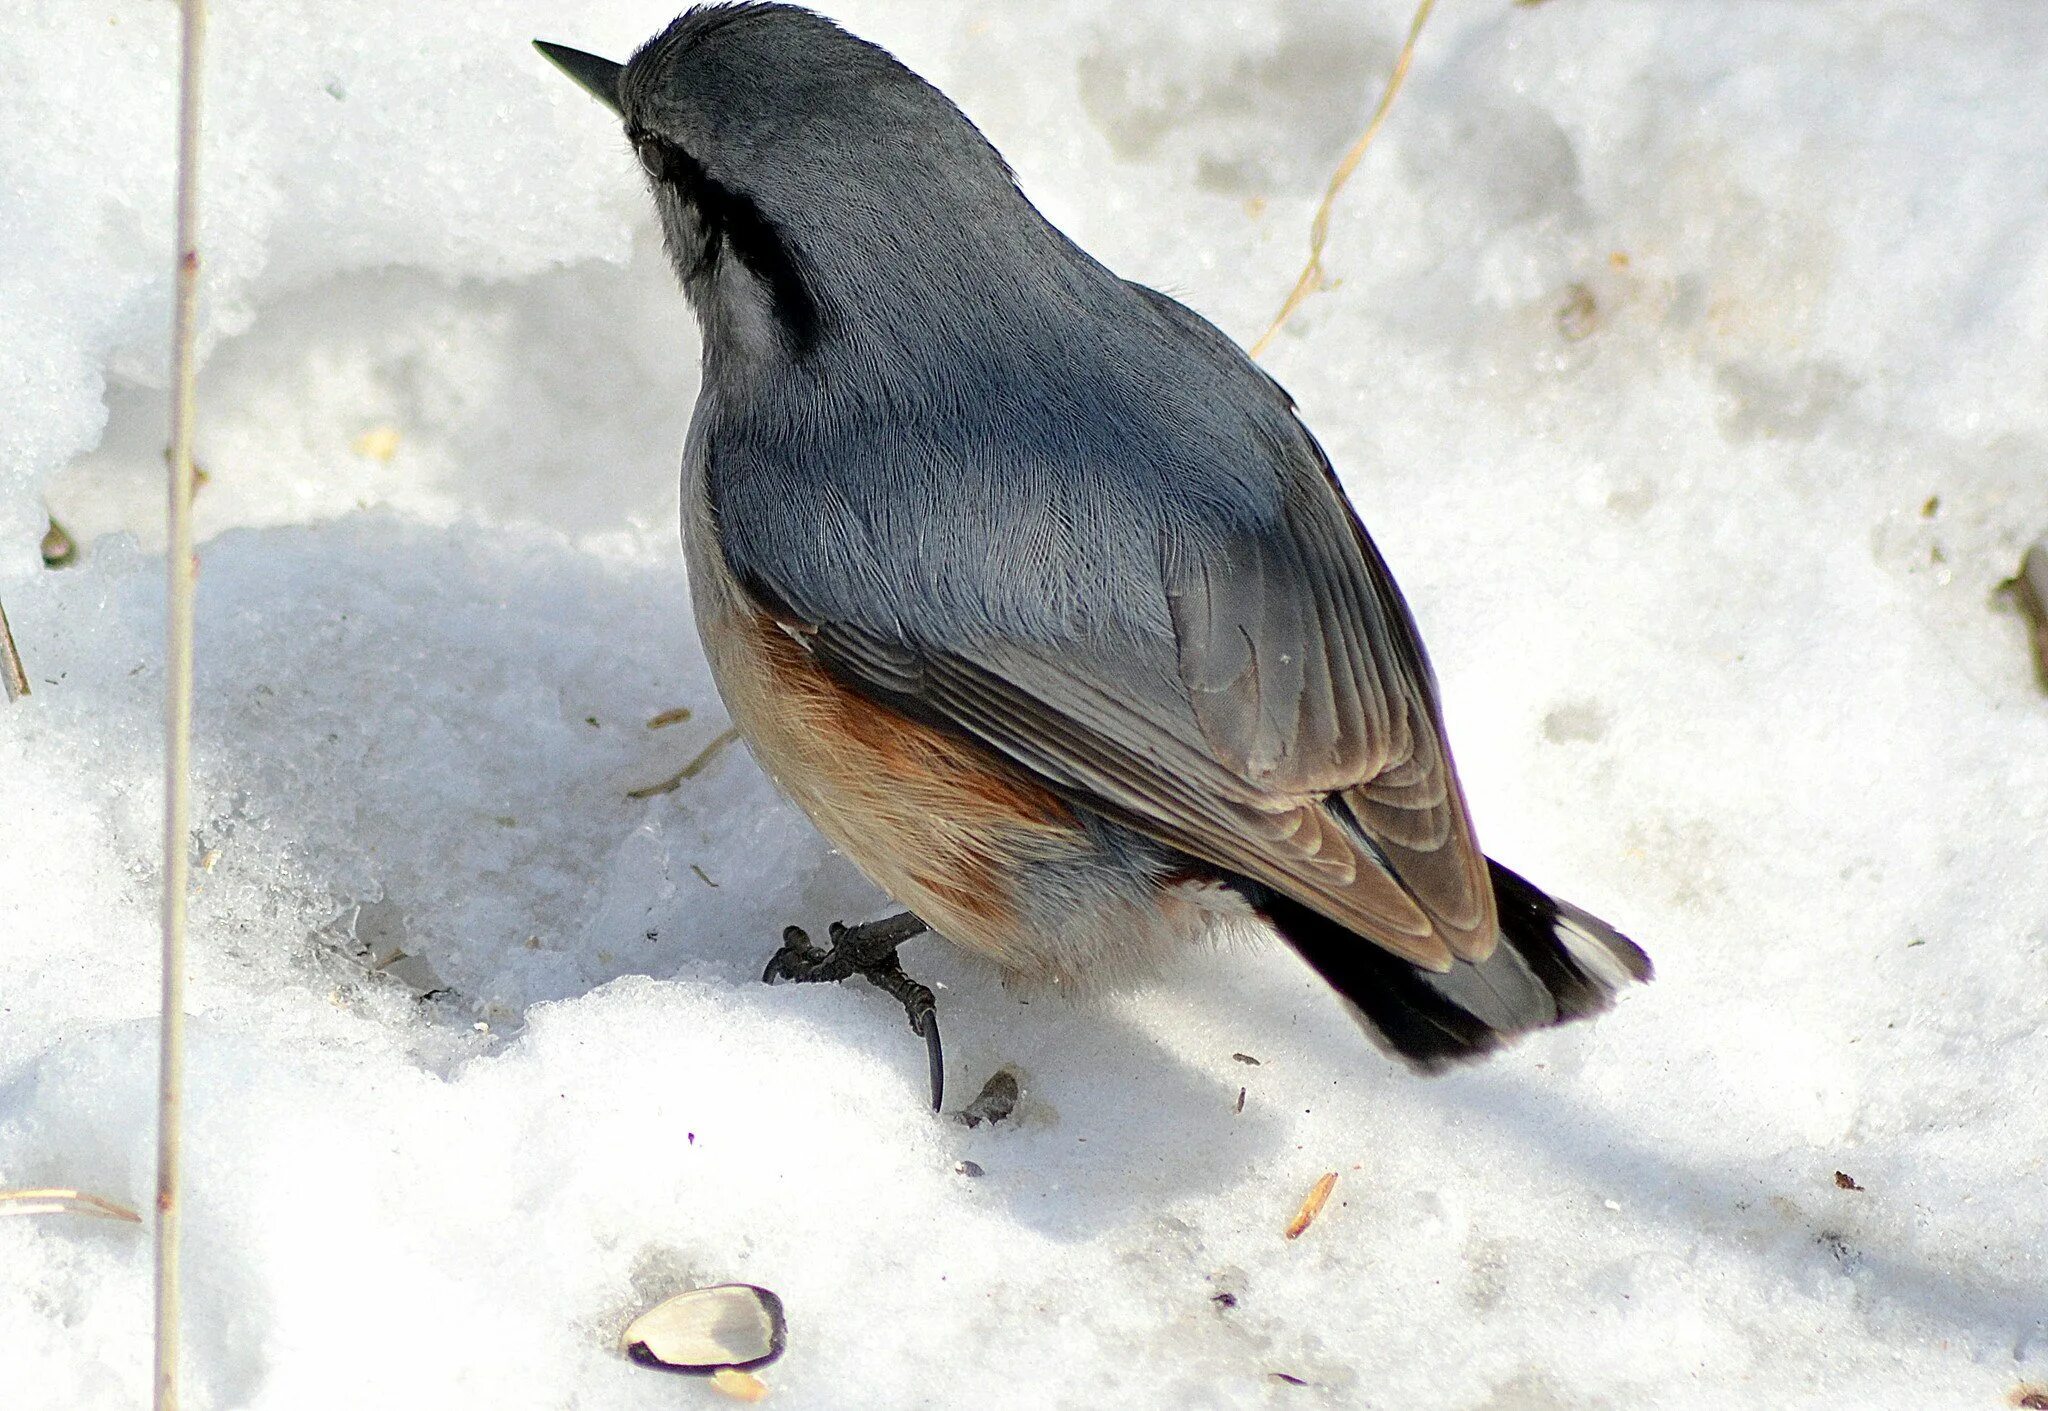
534;41;625;117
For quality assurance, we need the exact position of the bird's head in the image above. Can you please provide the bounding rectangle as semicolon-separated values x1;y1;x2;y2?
538;3;1052;368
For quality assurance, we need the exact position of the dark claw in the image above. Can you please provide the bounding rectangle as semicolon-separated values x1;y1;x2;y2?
762;924;831;984
758;911;940;1109
918;1010;945;1113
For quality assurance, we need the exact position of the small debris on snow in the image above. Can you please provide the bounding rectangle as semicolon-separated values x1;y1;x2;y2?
623;1283;787;1375
2004;541;2048;690
351;426;402;463
954;1068;1020;1128
39;518;75;567
711;1367;771;1402
1285;1173;1338;1240
628;725;741;799
1555;281;1598;341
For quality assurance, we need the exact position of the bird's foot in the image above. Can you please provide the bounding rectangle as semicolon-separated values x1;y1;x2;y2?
762;912;943;1111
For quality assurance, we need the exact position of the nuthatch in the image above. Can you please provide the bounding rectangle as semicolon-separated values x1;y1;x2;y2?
537;4;1649;1111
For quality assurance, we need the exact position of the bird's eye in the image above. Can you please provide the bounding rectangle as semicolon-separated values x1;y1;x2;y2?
634;135;666;178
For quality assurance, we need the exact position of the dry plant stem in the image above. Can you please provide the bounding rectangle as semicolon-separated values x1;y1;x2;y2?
1248;0;1437;360
0;595;27;701
158;2;207;1408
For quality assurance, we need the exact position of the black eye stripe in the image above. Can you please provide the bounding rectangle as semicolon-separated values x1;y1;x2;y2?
631;132;824;356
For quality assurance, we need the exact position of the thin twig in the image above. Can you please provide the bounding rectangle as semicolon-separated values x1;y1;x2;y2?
1248;0;1437;360
0;596;27;701
158;2;207;1407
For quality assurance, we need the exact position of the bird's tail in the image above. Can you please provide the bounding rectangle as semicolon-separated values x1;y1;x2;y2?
1256;859;1651;1072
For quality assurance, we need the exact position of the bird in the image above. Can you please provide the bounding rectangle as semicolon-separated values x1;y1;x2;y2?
535;3;1649;1112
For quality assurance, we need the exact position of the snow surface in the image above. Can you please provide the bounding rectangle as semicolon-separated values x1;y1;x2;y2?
4;1;2047;1407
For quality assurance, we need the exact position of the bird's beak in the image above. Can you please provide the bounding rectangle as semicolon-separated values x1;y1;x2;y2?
534;41;625;117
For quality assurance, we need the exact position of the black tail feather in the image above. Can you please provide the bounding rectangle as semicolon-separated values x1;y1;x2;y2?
1253;859;1650;1072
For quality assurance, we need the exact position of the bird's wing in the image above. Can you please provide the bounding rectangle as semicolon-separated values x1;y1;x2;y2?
715;434;1496;974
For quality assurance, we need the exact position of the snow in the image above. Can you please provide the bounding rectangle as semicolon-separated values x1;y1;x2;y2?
4;1;2046;1407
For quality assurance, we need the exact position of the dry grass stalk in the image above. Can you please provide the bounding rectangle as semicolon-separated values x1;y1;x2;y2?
157;2;209;1407
1248;0;1438;359
0;1188;144;1223
0;596;27;701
